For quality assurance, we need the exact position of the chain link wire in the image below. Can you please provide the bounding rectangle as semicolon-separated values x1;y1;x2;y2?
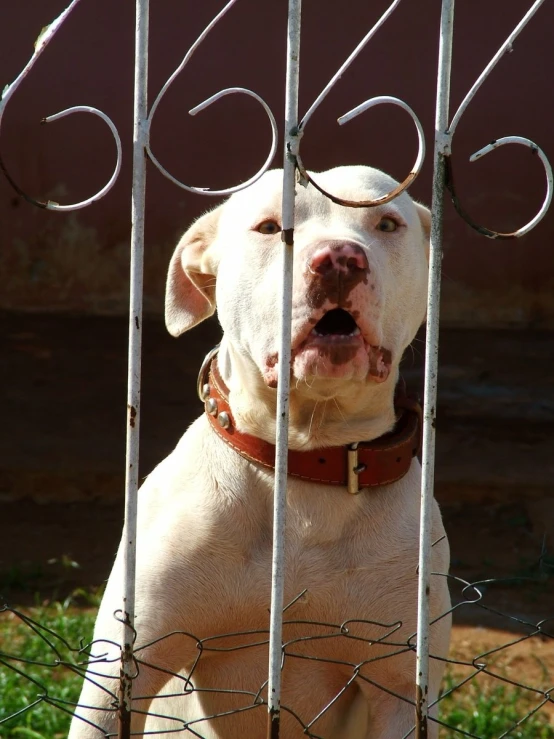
2;563;554;737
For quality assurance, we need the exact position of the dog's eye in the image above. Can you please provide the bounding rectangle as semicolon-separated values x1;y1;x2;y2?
256;220;281;235
376;217;398;233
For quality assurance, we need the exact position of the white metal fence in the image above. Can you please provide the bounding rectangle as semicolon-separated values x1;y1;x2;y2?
1;0;553;737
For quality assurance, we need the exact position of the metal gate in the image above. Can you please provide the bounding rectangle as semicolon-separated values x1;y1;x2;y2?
1;0;552;737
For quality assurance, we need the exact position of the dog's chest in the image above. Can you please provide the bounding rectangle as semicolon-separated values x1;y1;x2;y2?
219;479;419;630
156;426;422;637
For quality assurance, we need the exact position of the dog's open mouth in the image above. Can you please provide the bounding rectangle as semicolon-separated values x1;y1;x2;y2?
289;308;391;382
311;308;360;339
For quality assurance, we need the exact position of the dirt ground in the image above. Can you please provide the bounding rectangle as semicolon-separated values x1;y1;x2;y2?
447;624;554;726
1;312;554;711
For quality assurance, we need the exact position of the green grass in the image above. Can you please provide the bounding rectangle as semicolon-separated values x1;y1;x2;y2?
438;672;554;738
1;601;553;738
0;596;97;739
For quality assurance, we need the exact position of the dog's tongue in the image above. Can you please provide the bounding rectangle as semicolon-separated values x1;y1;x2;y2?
368;346;392;382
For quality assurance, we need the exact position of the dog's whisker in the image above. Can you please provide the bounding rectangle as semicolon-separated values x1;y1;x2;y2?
405;344;416;364
307;401;320;439
332;397;349;427
317;400;329;431
304;373;316;390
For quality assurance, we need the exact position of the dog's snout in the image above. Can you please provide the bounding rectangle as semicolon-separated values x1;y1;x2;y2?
309;242;369;277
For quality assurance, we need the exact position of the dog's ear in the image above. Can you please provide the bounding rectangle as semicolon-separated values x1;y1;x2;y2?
165;206;221;337
415;202;431;260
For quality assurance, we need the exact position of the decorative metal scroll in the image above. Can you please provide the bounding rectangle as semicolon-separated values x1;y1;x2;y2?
439;0;552;239
0;0;122;210
0;0;425;206
0;0;552;738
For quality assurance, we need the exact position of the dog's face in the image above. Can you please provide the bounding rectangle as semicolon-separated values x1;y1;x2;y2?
166;166;430;403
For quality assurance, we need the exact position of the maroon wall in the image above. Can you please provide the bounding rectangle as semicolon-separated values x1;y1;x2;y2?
1;0;553;326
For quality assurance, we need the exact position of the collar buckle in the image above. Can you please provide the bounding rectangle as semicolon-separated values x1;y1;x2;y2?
347;443;360;494
347;442;370;494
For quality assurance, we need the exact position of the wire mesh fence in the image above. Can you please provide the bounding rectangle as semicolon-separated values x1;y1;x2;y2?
2;566;554;737
1;0;553;737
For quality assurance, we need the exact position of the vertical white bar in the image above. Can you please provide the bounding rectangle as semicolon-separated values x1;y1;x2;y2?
267;1;302;737
119;0;149;736
415;1;454;736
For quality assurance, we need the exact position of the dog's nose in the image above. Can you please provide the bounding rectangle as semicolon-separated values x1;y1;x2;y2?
308;241;369;276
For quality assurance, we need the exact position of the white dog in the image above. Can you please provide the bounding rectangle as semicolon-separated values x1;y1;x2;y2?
69;166;451;739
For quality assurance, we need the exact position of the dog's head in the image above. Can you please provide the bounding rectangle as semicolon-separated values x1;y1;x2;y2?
166;166;429;442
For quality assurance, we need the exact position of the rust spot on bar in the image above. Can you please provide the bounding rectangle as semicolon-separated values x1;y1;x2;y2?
118;696;131;739
128;405;137;427
415;683;428;739
118;611;134;739
282;228;294;246
267;707;280;739
118;651;133;738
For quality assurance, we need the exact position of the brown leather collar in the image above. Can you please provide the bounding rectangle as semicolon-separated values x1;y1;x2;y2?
199;348;422;493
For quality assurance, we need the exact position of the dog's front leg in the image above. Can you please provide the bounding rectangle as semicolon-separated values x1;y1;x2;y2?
355;646;447;739
69;640;198;737
68;550;201;737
